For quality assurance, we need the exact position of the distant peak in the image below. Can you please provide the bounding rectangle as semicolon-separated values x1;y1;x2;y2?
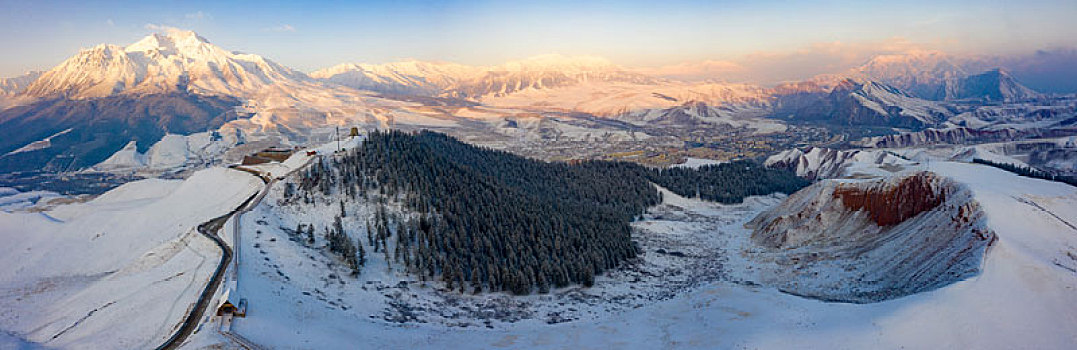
162;28;206;41
125;28;212;54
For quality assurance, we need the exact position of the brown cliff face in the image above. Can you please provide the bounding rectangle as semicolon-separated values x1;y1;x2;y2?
833;172;946;226
746;171;995;303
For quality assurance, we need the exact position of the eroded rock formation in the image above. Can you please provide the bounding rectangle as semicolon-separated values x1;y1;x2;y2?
746;172;996;303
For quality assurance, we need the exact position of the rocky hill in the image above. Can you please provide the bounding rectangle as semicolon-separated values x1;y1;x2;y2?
746;172;995;302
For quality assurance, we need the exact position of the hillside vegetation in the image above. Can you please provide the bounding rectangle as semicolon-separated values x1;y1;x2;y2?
291;130;806;294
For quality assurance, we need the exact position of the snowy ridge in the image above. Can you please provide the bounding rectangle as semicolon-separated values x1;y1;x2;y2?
745;172;995;302
24;28;310;99
843;50;1042;101
765;146;913;180
90;131;247;174
4;128;72;156
479;80;771;116
311;54;654;100
93;141;146;170
617;100;785;134
310;60;480;95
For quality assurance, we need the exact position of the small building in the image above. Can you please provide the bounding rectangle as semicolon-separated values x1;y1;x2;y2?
216;289;247;317
216;288;236;316
241;155;272;166
255;147;294;162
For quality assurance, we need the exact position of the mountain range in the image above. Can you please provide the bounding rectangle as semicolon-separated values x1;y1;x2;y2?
0;29;1065;175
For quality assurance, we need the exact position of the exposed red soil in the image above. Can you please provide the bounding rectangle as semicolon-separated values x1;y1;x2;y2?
833;172;947;226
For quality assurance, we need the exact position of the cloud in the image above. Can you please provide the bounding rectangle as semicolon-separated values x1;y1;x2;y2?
144;23;172;32
263;24;296;32
106;19;114;27
636;60;744;81
185;11;210;20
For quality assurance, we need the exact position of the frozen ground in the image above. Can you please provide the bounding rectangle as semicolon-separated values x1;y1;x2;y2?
671;157;728;169
2;142;1075;349
194;155;1077;349
0;187;65;212
0;168;261;349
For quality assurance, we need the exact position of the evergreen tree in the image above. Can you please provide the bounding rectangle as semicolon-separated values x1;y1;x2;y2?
294;130;806;294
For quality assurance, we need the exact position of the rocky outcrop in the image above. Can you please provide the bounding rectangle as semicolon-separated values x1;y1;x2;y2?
745;172;996;303
833;174;945;226
857;127;1028;148
764;147;913;180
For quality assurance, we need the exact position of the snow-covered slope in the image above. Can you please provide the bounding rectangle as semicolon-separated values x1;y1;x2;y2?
0;187;64;213
24;28;309;99
851;50;969;100
788;79;951;129
0;167;262;349
857;126;1032;148
310;60;480;95
92;141;146;170
480;80;771;116
617;100;785;133
187;157;1077;349
765;147;913;180
745;172;995;302
0;71;41;96
845;50;1042;102
941;68;1041;101
311;54;653;100
451;54;656;99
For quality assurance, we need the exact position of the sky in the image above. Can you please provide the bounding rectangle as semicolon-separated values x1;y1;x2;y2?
1;0;1075;80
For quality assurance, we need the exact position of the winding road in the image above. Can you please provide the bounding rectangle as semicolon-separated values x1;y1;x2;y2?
155;152;319;350
154;192;255;350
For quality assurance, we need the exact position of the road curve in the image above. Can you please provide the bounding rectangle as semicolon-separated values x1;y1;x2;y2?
156;152;322;350
154;191;257;350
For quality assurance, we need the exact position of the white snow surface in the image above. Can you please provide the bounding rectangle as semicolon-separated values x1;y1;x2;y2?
765;147;914;179
191;154;1076;348
0;167;262;349
93;141;146;170
0;188;64;213
672;157;728;169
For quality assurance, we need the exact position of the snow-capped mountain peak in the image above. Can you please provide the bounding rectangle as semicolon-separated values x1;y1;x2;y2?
310;54;655;98
22;29;309;99
310;60;480;95
124;29;213;54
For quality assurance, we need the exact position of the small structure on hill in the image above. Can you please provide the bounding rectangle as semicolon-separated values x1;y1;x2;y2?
256;147;294;162
216;288;247;317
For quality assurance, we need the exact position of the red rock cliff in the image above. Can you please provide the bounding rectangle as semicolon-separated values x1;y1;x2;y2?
833;172;947;226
